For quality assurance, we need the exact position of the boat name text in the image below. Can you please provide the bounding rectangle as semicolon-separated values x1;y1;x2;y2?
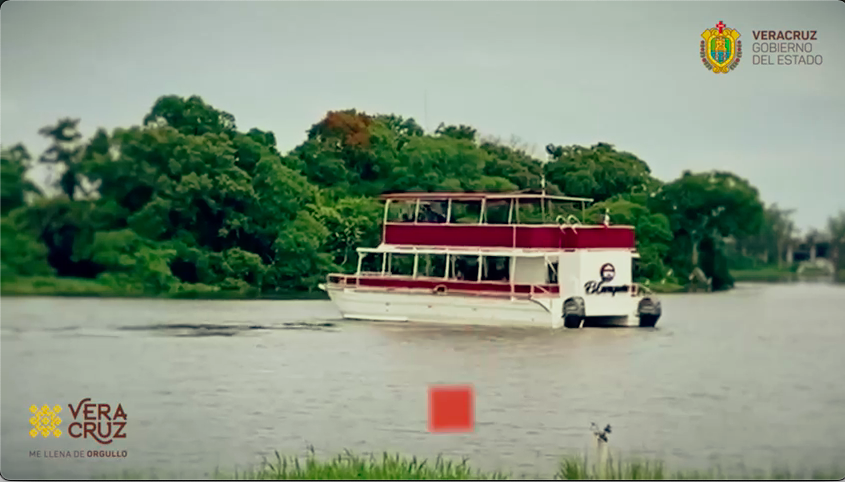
584;281;630;296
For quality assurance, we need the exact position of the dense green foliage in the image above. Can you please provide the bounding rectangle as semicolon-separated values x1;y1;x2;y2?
1;94;809;295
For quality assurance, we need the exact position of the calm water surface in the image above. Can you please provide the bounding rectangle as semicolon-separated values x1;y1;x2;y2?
2;283;844;479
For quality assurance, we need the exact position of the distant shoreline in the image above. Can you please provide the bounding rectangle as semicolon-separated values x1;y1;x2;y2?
2;270;840;301
730;267;840;284
0;276;328;301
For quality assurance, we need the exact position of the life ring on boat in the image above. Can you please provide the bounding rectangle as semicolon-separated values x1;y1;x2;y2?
433;284;448;295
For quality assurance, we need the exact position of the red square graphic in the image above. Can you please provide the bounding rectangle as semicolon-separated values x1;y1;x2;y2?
428;384;474;433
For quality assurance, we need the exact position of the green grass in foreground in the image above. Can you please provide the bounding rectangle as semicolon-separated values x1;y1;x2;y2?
218;451;508;480
555;454;839;480
127;450;844;480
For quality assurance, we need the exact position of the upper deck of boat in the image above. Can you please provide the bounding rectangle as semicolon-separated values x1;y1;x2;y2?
379;191;635;250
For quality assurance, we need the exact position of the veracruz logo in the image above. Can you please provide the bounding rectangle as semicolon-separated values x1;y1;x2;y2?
66;398;127;445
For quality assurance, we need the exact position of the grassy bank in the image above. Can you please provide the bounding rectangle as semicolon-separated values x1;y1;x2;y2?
5;270;836;301
99;450;841;480
730;267;798;283
0;276;328;300
730;266;841;283
640;281;686;294
3;274;693;299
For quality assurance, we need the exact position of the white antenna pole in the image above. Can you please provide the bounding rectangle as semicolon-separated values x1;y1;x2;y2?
424;90;429;133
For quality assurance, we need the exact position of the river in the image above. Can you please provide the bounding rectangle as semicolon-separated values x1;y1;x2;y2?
2;282;844;479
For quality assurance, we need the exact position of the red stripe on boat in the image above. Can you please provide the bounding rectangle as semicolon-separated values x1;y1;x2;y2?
383;224;634;249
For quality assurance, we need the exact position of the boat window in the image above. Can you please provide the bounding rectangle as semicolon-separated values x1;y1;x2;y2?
360;252;386;275
383;196;592;225
418;253;447;278
480;256;510;282
448;200;484;224
485;201;511;224
388;253;415;277
419;202;449;223
516;203;544;223
449;255;480;281
386;201;417;223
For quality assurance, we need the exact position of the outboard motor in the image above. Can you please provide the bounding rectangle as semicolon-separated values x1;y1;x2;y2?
637;297;662;327
563;297;585;329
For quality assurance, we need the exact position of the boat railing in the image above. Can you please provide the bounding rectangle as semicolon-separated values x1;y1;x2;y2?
631;282;653;296
327;273;359;288
555;214;582;233
529;284;551;296
326;274;560;298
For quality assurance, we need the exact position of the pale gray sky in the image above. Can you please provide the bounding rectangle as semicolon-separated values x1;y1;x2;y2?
2;1;843;232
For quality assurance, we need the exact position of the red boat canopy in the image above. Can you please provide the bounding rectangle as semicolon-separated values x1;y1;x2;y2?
378;191;594;204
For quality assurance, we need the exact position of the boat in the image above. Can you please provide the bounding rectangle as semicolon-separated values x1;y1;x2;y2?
320;191;661;328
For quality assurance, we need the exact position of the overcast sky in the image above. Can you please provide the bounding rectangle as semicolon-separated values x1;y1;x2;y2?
2;1;843;232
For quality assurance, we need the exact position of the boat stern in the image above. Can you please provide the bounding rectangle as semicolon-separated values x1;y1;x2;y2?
636;295;662;327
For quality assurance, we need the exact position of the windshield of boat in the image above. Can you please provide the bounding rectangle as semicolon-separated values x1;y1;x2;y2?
384;196;589;225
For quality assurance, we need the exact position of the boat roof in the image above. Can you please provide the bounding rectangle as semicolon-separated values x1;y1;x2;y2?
358;245;637;257
378;191;594;203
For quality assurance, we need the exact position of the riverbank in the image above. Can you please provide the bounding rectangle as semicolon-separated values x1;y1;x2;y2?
729;268;843;283
730;267;798;283
3;274;693;299
0;276;328;300
99;450;841;480
2;272;839;301
637;281;686;293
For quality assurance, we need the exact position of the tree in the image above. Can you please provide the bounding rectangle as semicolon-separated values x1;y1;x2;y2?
143;95;236;137
435;123;477;142
14;197;107;278
652;170;765;289
98;96;335;293
291;110;404;195
312;197;382;270
1;144;41;214
387;135;493;192
768;205;797;267
2;96;793;295
480;140;550;193
585;199;673;282
266;212;336;291
0;215;53;278
827;210;845;282
544;143;657;201
733;204;796;268
79;228;180;294
38;118;89;200
374;114;424;141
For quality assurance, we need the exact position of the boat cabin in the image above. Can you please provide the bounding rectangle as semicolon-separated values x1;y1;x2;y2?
379;192;635;250
329;192;640;300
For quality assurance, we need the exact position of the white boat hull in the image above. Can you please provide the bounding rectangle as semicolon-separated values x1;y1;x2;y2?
324;286;645;328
